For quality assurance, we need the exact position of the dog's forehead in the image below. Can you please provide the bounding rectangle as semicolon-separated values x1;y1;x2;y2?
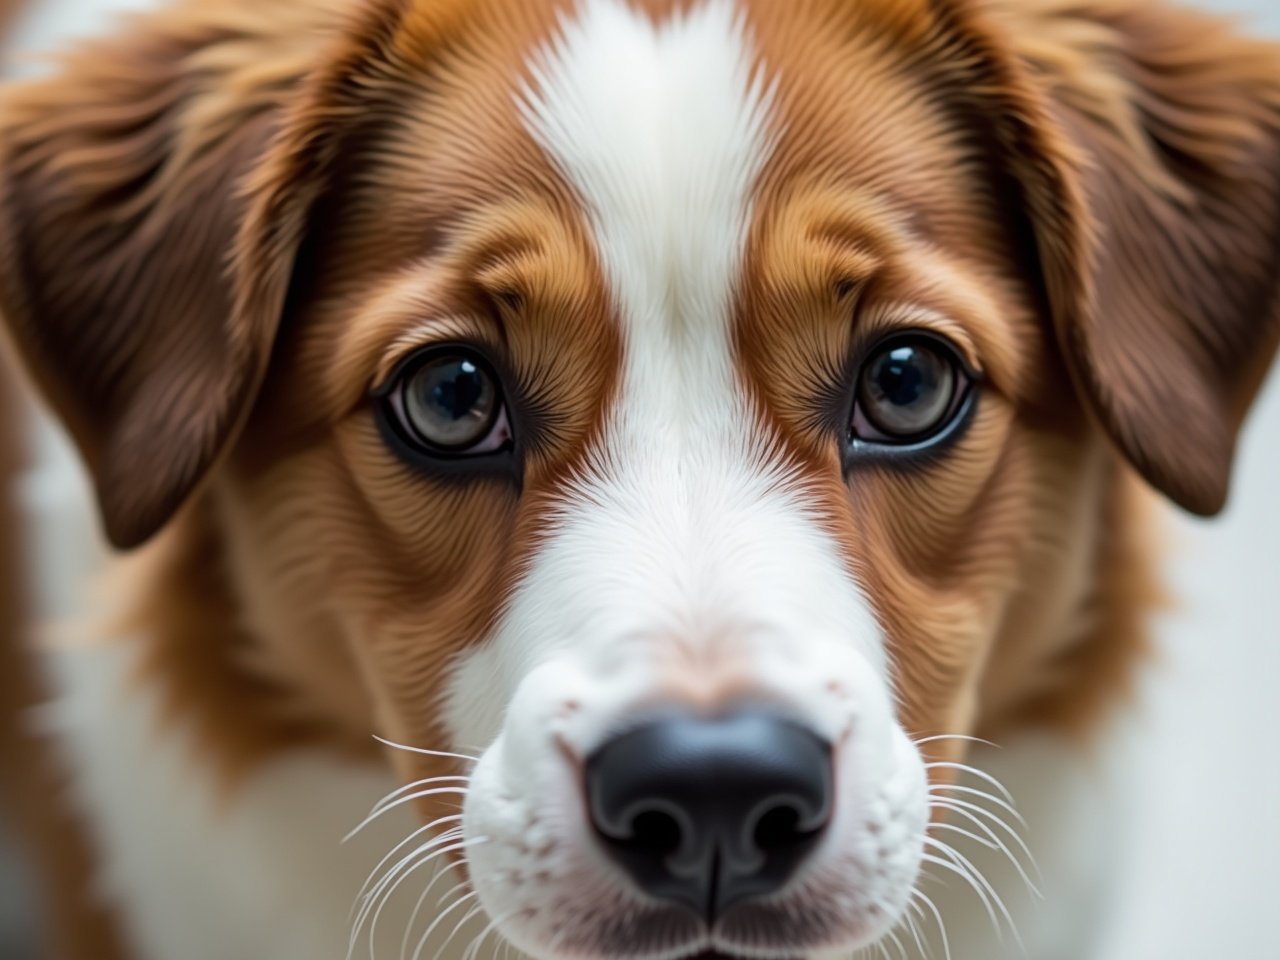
520;0;771;375
348;0;979;325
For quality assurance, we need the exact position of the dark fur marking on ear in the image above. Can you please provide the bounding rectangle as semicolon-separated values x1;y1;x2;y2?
929;0;1280;516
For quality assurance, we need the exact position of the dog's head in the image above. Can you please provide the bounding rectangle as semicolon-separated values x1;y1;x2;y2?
2;0;1278;956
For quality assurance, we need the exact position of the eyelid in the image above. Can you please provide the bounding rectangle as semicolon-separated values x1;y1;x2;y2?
856;305;984;377
378;346;519;472
388;355;510;453
851;347;969;444
467;406;513;454
371;318;504;394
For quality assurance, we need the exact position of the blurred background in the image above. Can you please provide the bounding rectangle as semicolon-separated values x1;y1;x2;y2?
1;0;1278;958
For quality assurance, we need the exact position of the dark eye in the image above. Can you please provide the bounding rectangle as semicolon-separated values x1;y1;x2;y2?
387;349;511;456
852;334;971;444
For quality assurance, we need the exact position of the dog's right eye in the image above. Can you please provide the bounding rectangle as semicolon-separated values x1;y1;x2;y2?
383;348;512;458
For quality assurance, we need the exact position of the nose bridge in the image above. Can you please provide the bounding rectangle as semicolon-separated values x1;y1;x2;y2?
554;338;865;665
589;416;788;630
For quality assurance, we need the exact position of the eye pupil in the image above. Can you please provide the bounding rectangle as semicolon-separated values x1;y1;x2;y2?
432;360;484;421
875;346;931;408
854;337;964;443
400;352;502;452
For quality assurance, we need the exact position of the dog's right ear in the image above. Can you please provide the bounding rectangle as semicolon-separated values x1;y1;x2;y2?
0;18;299;549
0;2;422;549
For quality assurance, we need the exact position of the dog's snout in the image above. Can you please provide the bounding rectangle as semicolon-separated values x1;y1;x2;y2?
585;708;833;922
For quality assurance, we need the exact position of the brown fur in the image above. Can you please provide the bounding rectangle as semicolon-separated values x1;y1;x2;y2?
0;351;130;958
0;0;1277;954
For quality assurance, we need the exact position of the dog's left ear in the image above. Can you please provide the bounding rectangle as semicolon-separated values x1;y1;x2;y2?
936;0;1280;516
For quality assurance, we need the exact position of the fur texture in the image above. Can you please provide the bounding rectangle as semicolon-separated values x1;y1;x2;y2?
0;0;1277;958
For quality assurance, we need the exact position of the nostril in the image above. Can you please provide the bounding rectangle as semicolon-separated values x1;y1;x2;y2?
752;802;809;853
627;809;683;855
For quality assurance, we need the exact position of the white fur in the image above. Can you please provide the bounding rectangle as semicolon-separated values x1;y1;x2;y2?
38;640;426;960
451;3;928;959
892;733;1132;960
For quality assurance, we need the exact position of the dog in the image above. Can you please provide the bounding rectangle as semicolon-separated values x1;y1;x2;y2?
0;0;1277;958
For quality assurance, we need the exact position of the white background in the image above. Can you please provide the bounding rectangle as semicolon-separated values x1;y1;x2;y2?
2;1;1278;958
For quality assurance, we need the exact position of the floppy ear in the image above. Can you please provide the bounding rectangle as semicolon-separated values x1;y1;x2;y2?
0;1;418;548
936;0;1280;516
0;21;296;548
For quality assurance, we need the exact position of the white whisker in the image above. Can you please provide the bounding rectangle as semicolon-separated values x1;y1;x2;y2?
928;795;1038;873
884;926;907;960
928;818;1042;899
353;827;464;934
904;908;929;959
351;815;464;919
927;784;1027;830
368;777;472;820
401;860;470;960
923;761;1015;804
913;734;998;750
909;889;951;960
350;834;477;957
345;787;470;842
374;736;480;764
921;851;1001;943
461;909;517;960
929;820;996;849
924;838;1022;951
409;891;480;960
369;838;485;954
350;831;460;957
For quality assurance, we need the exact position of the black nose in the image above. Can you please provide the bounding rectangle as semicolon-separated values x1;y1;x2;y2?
585;708;833;922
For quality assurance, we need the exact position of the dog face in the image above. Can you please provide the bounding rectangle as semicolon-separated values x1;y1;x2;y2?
2;0;1278;957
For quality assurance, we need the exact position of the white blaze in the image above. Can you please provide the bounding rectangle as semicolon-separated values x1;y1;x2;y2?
446;0;885;751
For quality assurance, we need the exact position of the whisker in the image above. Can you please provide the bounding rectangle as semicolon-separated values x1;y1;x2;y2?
369;839;485;955
923;761;1015;804
928;818;1042;899
350;816;464;922
345;787;470;842
439;905;488;960
354;828;464;928
927;784;1027;831
929;820;996;850
409;892;480;960
461;909;517;960
374;735;480;764
920;851;1001;943
913;734;998;750
368;777;473;820
402;860;470;960
884;926;907;960
924;838;1022;952
350;831;462;955
351;834;476;956
904;908;929;959
909;889;951;960
928;796;1038;874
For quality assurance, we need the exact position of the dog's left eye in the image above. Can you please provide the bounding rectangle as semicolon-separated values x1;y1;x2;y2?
385;349;511;456
850;334;972;445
